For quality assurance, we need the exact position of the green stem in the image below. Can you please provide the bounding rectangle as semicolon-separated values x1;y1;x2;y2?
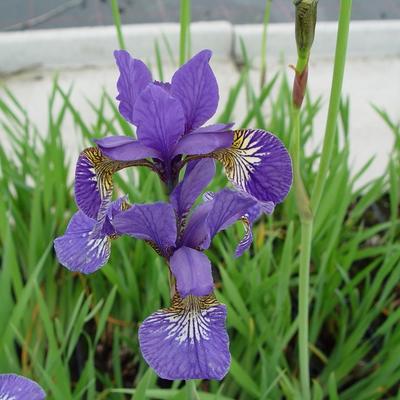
111;0;126;50
311;0;352;213
290;104;313;400
179;0;191;65
186;380;200;400
298;218;313;400
290;2;352;399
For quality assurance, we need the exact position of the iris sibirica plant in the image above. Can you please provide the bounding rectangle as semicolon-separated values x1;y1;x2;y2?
54;49;292;380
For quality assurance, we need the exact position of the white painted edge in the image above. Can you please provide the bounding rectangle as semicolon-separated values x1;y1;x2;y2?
235;19;400;63
0;21;233;73
1;19;400;73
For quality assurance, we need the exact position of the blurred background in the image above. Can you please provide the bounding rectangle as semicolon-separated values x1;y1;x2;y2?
1;0;400;29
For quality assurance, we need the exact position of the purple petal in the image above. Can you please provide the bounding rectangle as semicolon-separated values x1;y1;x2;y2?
114;50;152;124
75;147;117;220
170;246;214;297
95;136;160;161
54;211;111;274
181;201;214;249
0;374;45;400
213;129;293;204
132;84;185;160
235;201;274;257
204;189;257;244
75;147;139;221
234;203;260;257
153;81;171;92
173;131;233;156
113;202;177;256
139;294;230;380
170;159;215;218
171;49;219;132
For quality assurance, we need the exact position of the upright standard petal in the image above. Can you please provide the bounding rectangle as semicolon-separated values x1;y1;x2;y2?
113;202;177;256
75;147;140;221
171;50;219;132
0;374;45;400
170;159;215;219
213;129;293;204
95;136;160;161
54;211;111;274
170;246;214;297
139;293;230;380
132;84;185;160
114;50;152;124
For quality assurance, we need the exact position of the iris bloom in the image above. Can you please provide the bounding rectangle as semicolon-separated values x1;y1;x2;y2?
0;374;45;400
54;49;293;380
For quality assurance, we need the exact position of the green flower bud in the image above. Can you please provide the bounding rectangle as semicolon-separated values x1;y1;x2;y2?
294;0;318;60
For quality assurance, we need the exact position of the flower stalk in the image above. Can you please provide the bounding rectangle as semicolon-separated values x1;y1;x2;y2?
290;1;316;399
290;1;352;399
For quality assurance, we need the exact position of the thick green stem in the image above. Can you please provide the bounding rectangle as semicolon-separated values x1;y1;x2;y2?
290;104;313;400
298;219;313;400
311;0;352;213
186;380;200;400
290;4;352;398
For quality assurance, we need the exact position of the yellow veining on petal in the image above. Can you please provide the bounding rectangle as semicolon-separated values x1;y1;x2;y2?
161;293;220;344
80;147;140;221
213;129;265;189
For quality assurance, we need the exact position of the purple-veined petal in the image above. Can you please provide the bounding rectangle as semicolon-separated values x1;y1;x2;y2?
170;246;214;297
173;131;233;156
132;84;185;160
114;50;152;124
113;202;177;256
205;189;257;243
181;201;213;249
183;189;259;252
213;129;293;204
170;159;215;218
171;49;219;132
139;293;230;380
0;374;45;400
75;147;143;221
95;136;160;161
54;211;111;274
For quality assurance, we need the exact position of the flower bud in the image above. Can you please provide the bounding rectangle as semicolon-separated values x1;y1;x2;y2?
294;0;318;60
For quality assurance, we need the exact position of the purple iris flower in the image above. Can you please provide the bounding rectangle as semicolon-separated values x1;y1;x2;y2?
54;48;293;381
0;374;45;400
95;49;234;190
111;159;270;380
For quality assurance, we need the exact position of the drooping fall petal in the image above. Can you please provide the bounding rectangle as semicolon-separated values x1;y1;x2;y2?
139;294;230;380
